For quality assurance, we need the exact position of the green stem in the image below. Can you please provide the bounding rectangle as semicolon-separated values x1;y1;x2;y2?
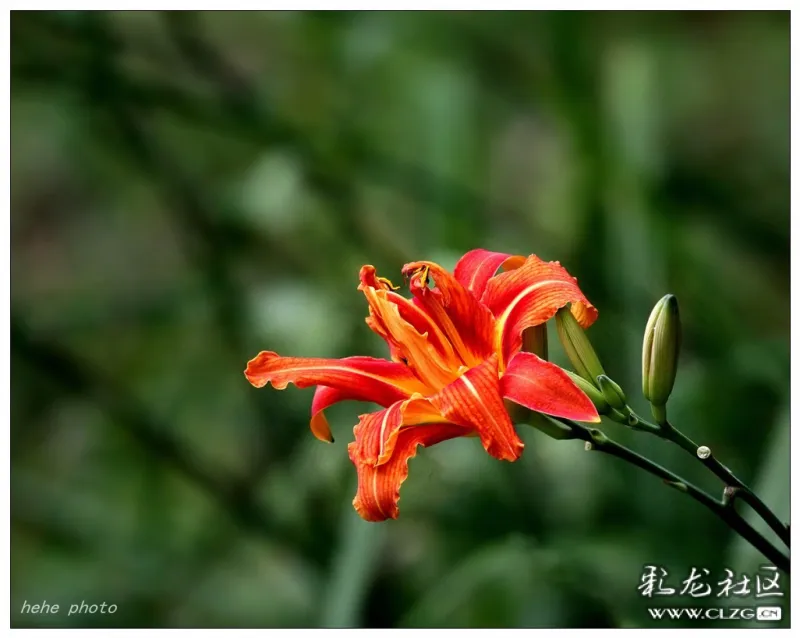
638;416;790;548
557;418;790;573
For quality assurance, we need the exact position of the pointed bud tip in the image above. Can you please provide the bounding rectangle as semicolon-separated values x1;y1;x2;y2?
662;294;679;319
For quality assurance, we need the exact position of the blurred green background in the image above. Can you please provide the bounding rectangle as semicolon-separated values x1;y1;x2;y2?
11;10;790;629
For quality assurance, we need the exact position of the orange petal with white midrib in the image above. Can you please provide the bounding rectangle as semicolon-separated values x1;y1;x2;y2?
428;354;524;462
360;266;456;360
349;422;468;522
351;394;457;467
481;255;598;367
501;352;600;423
361;291;460;390
245;352;430;439
453;248;526;298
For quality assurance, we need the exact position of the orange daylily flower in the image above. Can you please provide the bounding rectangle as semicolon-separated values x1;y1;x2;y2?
245;249;600;521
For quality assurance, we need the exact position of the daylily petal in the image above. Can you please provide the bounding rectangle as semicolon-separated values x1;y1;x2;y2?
349;422;467;522
352;394;458;466
359;266;460;389
428;353;524;462
481;255;598;367
402;261;495;367
245;352;429;438
453;248;526;298
360;266;454;353
501;352;600;423
310;386;353;442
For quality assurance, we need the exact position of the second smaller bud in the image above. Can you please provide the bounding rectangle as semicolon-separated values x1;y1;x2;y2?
596;375;628;412
565;370;609;415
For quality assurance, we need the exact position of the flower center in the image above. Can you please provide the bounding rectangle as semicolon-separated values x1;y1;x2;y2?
406;266;482;369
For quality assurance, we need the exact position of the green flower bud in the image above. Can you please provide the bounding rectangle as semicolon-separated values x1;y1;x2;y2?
555;306;605;386
522;324;548;361
596;375;627;412
565;370;609;414
642;294;681;407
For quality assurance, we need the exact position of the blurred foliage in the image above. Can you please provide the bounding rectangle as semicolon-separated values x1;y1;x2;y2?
11;10;789;629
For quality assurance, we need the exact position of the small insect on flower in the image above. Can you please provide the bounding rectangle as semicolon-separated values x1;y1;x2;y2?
245;249;600;521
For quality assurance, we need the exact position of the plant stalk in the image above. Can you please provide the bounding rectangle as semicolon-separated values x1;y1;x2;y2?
636;416;791;548
556;418;790;574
